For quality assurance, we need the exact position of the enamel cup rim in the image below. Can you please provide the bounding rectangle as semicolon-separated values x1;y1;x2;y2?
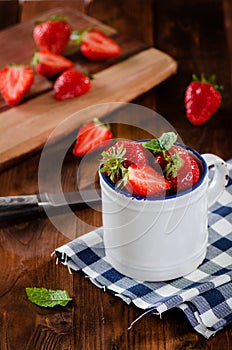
99;142;208;202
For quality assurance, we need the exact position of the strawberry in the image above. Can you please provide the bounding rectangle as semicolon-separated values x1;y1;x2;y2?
155;145;200;193
125;164;171;197
184;74;223;126
100;141;171;197
71;29;121;60
110;141;152;167
33;15;71;54
0;64;34;106
142;133;201;193
53;68;91;101
73;118;113;157
32;50;74;78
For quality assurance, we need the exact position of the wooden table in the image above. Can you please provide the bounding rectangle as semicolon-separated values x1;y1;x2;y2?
0;1;231;349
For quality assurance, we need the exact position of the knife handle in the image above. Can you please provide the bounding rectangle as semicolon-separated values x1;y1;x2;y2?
0;194;41;219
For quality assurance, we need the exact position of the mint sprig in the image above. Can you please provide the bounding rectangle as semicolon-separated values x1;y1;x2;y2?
142;132;177;153
26;287;72;308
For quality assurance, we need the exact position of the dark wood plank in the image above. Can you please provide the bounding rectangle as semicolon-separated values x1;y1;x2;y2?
153;0;232;161
20;0;85;22
0;1;231;350
0;1;19;30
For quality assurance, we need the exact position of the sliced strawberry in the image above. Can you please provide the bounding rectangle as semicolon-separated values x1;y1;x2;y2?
0;64;34;106
125;164;171;197
184;74;223;126
53;68;91;101
33;16;71;54
32;50;74;78
73;118;113;157
72;29;121;60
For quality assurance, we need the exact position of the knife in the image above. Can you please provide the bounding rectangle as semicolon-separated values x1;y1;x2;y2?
0;189;102;220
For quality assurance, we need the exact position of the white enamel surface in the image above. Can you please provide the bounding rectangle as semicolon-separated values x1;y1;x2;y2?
201;153;229;208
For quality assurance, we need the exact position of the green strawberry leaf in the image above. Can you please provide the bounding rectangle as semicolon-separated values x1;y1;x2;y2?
142;132;177;153
26;287;72;308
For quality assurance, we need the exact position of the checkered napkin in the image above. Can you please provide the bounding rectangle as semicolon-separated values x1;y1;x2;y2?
55;160;232;339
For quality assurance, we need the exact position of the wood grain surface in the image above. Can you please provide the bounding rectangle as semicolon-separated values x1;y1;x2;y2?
0;6;177;172
0;1;231;350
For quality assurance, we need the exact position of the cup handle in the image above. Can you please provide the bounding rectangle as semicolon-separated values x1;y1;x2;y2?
201;153;229;208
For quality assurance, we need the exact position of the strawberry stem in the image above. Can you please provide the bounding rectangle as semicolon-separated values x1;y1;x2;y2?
93;118;111;130
70;28;92;44
34;15;69;25
192;73;223;92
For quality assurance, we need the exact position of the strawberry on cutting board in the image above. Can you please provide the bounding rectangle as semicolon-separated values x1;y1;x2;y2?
53;68;91;101
33;15;71;54
71;29;121;60
184;74;223;126
32;50;74;78
73;118;113;157
0;64;34;106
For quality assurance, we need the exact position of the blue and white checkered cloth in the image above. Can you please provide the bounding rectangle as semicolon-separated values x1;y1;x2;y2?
55;160;232;339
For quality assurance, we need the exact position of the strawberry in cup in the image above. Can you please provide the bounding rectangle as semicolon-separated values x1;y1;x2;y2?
99;132;228;281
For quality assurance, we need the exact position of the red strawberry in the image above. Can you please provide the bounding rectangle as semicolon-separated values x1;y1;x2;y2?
0;64;34;106
125;164;171;197
32;50;74;78
53;68;91;101
33;15;71;54
73;118;113;157
100;141;171;197
156;145;200;193
167;155;200;193
184;74;223;126
111;141;152;167
71;29;121;60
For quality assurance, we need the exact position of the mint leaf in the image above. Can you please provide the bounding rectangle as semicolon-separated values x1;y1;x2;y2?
26;287;72;308
142;132;177;153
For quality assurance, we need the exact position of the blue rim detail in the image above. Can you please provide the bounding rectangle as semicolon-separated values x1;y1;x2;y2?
99;142;208;201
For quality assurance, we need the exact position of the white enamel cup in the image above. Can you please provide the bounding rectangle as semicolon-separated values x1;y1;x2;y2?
99;144;229;281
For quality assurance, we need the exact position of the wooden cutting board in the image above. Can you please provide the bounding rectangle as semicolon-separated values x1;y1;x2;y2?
0;8;177;172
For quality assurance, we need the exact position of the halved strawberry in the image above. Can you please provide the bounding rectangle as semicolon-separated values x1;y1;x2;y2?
33;15;71;54
71;29;121;60
32;50;74;78
73;118;113;157
125;164;171;197
0;64;34;106
53;68;91;101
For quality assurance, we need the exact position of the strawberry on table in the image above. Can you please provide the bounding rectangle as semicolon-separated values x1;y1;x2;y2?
33;15;71;54
0;64;34;106
71;29;121;60
184;74;223;126
32;50;74;78
73;118;113;157
53;68;91;101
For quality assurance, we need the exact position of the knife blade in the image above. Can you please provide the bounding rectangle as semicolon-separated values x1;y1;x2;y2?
0;189;101;220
